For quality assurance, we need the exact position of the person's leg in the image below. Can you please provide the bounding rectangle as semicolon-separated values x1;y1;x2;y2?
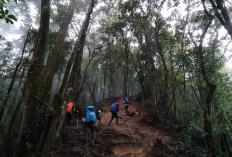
125;106;129;116
66;113;71;126
97;115;101;124
99;116;101;124
88;123;95;145
108;111;115;126
84;123;89;146
113;112;118;125
66;113;69;126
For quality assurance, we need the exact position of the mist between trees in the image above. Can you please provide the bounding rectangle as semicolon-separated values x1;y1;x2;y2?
0;0;232;157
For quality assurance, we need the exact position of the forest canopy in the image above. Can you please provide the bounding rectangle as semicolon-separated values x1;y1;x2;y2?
0;0;232;157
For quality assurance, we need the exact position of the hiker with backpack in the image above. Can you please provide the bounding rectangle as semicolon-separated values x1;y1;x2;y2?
95;107;102;124
66;102;74;126
123;97;130;116
82;106;97;146
108;103;119;126
72;106;79;128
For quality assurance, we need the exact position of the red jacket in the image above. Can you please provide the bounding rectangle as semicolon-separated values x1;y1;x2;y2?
67;102;74;113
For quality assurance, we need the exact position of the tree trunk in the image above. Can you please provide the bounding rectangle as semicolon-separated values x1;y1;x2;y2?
153;92;160;122
198;16;217;157
42;0;95;152
123;38;129;96
0;27;31;122
207;0;232;38
40;0;76;103
222;133;232;157
0;1;50;156
155;24;168;107
103;64;107;99
203;85;217;157
29;1;76;155
67;0;95;103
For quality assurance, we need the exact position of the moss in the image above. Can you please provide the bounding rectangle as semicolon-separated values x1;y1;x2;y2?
45;107;57;117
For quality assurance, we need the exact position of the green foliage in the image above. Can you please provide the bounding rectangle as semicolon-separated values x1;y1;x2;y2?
105;18;126;36
45;106;56;117
0;0;18;24
179;121;206;157
51;3;67;25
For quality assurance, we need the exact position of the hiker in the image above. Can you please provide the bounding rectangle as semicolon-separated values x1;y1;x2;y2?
108;103;119;126
66;102;74;126
82;106;97;146
123;97;130;116
95;107;102;124
72;106;79;128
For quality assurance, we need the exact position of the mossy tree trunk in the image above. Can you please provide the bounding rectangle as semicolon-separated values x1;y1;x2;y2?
0;1;51;157
40;0;76;103
42;0;96;152
31;0;76;155
154;19;169;107
68;0;95;103
192;7;217;156
123;38;129;96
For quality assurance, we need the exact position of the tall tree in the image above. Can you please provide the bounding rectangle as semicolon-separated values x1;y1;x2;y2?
68;0;95;103
0;27;31;122
40;0;76;103
205;0;232;38
41;0;96;152
0;0;50;156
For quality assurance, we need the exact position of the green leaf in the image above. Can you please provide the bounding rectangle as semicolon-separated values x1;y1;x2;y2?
9;19;13;24
4;9;8;14
7;14;17;21
5;18;9;23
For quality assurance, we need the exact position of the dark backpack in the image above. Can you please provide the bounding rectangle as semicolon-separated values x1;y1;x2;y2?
95;107;101;116
123;98;130;104
110;103;119;112
85;106;97;123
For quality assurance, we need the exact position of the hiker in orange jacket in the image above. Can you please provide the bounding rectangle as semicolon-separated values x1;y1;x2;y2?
66;102;74;126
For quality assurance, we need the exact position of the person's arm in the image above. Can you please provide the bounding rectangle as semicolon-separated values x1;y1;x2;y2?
82;110;86;122
83;110;86;118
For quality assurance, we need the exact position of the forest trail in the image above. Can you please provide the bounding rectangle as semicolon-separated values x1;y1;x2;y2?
60;97;184;157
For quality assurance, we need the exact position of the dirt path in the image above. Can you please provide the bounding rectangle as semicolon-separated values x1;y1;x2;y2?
61;97;184;157
94;97;176;157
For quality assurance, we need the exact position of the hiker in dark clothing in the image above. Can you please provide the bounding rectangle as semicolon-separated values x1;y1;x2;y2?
71;106;79;128
66;102;74;126
123;97;130;116
95;107;102;124
82;106;97;146
108;103;119;126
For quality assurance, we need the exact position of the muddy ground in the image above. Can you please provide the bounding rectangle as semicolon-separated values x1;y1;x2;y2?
55;96;188;157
